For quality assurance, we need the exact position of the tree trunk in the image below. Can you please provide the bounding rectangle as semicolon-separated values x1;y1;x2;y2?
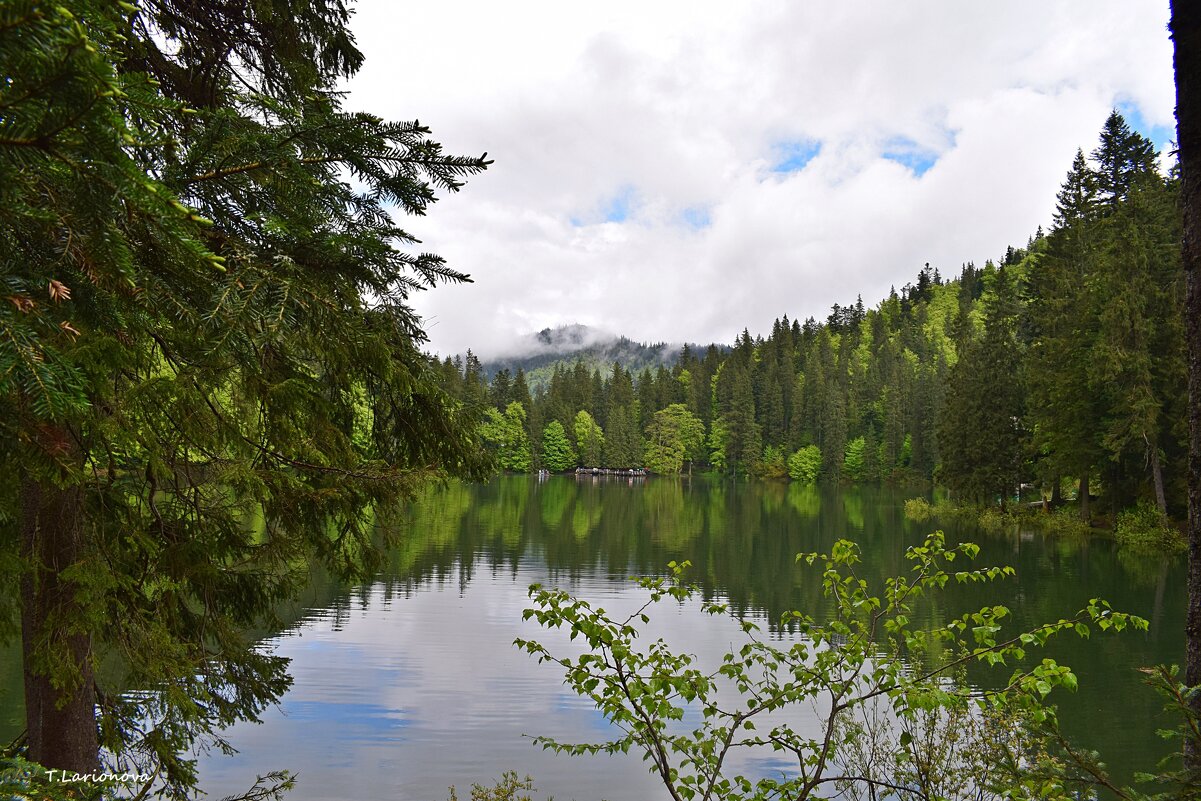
1050;474;1062;507
1148;435;1169;514
1173;0;1201;774
20;441;98;772
1079;472;1090;524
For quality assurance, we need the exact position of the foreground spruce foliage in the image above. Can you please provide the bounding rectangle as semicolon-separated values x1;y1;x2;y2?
0;0;488;793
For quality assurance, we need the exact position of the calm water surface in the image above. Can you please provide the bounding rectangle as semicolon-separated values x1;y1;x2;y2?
182;477;1183;799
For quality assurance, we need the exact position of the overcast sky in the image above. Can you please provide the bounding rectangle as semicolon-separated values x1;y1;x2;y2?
344;2;1175;359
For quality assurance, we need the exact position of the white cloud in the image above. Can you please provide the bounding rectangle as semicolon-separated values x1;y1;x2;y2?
343;1;1175;358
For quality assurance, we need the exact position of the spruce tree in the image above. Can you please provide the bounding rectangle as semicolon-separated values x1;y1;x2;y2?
1026;149;1105;519
512;368;533;412
723;366;762;476
490;368;512;408
938;266;1026;504
1093;110;1159;210
599;364;641;467
0;0;488;784
1092;166;1183;511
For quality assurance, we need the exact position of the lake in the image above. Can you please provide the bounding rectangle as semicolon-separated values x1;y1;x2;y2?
150;477;1184;798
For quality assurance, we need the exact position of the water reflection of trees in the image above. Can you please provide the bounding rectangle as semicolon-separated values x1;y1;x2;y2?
273;478;1183;658
279;475;1182;789
372;479;1179;644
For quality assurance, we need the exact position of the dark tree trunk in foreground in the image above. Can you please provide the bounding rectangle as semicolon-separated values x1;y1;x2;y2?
20;430;97;772
1174;0;1201;774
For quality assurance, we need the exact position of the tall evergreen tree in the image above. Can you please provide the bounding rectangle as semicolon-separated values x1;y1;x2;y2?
938;266;1026;504
1093;110;1159;210
1026;149;1105;519
0;0;489;782
1092;167;1183;511
490;368;512;408
722;365;762;476
512;368;533;412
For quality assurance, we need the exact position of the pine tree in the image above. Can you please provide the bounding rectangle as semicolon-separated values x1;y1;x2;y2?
803;330;846;480
602;364;640;467
759;366;786;448
603;405;641;468
820;387;848;481
637;367;657;430
569;361;593;418
512;368;533;412
464;350;489;408
843;437;867;481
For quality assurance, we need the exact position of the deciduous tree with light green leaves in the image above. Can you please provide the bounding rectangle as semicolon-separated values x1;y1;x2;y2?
573;410;605;467
788;445;822;483
482;402;533;472
644;403;706;475
541;420;577;472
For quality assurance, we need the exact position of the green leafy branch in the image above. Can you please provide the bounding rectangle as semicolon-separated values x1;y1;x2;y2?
516;532;1149;801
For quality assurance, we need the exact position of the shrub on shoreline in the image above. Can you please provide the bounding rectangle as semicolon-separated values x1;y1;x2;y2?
903;497;934;522
1114;502;1186;554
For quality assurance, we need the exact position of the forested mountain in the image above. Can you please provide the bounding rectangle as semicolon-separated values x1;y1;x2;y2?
474;324;696;391
440;111;1184;522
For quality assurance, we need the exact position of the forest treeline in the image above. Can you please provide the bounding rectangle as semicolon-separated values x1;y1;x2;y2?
436;111;1183;521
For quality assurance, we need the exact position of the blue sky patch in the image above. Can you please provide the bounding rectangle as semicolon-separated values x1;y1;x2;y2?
602;185;637;222
681;206;711;229
1117;100;1175;153
882;137;939;176
771;139;822;173
571;186;639;227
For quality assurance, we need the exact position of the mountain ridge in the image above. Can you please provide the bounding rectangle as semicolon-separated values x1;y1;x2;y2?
473;324;716;391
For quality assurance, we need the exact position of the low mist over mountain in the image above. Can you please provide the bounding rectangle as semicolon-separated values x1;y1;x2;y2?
475;324;688;389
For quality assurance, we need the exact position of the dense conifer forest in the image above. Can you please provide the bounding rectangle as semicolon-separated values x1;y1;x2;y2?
442;110;1185;523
